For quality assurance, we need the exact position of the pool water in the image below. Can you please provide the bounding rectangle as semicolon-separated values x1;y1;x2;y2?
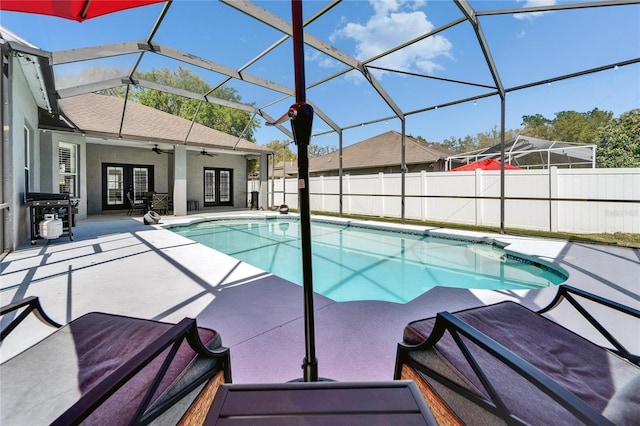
169;218;567;304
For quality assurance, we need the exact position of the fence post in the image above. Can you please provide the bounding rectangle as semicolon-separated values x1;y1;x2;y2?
346;174;351;215
320;175;325;211
549;166;559;232
475;168;483;226
379;172;385;217
421;170;427;221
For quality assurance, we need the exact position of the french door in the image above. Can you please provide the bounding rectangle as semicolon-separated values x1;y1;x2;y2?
102;163;154;210
204;168;233;207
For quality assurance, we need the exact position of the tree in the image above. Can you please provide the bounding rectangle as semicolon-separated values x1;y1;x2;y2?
131;67;259;141
441;127;519;153
476;126;519;150
308;144;337;158
441;135;478;153
266;140;297;163
521;113;553;140
595;109;640;168
522;108;614;144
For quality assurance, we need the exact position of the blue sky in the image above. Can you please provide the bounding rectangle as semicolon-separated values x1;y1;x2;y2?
1;0;638;149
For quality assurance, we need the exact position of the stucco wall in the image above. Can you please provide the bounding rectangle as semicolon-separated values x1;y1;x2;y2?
85;143;248;214
185;152;248;209
9;57;39;248
85;143;172;214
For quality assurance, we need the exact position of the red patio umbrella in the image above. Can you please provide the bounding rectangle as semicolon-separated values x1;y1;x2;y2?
0;0;165;22
450;158;522;171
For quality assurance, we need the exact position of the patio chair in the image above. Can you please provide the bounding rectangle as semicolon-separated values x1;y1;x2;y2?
0;296;232;426
151;193;169;215
394;285;640;425
127;191;146;216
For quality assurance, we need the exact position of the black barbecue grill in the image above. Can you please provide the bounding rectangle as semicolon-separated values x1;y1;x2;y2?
26;192;79;244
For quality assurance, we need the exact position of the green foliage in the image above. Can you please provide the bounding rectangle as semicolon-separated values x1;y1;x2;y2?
266;140;297;163
522;108;614;144
131;67;259;141
441;127;519;153
265;140;336;161
595;109;640;168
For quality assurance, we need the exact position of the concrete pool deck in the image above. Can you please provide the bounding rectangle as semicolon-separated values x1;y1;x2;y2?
1;210;639;384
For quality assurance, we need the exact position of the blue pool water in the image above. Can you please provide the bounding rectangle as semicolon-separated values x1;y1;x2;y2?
168;218;567;303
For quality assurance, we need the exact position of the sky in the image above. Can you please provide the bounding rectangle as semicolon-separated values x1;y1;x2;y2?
0;0;638;150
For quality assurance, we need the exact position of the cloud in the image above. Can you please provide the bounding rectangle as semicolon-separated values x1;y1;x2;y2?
513;0;558;20
330;0;451;79
305;50;339;69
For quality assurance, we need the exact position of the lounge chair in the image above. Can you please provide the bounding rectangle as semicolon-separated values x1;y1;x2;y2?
394;285;640;425
0;296;231;425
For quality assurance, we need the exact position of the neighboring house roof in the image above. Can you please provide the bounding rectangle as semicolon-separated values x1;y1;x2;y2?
309;130;454;173
272;160;299;178
57;93;272;155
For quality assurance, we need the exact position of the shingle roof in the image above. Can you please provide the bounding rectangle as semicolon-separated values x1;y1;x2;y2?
57;93;272;155
309;130;454;172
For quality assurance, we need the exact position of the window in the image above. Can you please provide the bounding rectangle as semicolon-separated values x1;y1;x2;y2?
132;167;149;200
59;142;77;196
106;166;124;206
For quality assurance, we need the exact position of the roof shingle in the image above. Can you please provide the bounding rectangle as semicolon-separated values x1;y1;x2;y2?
58;93;272;154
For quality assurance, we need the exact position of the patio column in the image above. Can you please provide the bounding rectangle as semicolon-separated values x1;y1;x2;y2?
259;153;269;210
173;145;187;216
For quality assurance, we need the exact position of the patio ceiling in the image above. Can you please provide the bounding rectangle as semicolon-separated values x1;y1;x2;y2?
1;0;639;146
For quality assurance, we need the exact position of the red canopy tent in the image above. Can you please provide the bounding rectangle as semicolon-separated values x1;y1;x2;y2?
0;0;165;22
449;158;522;171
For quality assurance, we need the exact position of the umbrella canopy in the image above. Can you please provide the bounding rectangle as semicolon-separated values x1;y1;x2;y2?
0;0;165;22
450;158;522;171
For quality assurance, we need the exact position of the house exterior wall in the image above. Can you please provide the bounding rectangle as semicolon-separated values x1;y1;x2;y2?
84;143;249;214
85;143;172;214
6;55;40;249
185;152;248;209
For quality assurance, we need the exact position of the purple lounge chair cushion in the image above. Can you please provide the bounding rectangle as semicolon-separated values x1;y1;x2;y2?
403;301;640;425
1;312;221;425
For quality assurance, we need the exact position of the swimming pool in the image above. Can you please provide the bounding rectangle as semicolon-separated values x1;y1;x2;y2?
168;217;567;303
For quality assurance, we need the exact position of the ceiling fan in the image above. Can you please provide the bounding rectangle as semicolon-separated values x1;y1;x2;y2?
152;144;173;155
200;149;217;157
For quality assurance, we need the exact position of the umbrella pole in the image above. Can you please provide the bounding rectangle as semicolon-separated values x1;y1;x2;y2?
291;0;318;382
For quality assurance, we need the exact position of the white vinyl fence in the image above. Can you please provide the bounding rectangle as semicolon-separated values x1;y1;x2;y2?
269;167;640;234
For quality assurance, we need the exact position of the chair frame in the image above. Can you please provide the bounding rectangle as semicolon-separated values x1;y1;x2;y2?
151;193;169;215
394;285;640;426
1;296;232;426
127;191;146;216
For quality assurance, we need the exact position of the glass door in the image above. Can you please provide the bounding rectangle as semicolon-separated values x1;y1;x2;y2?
102;163;154;210
204;168;233;207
